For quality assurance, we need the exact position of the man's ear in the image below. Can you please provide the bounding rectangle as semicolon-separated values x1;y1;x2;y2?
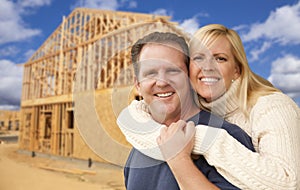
134;76;141;95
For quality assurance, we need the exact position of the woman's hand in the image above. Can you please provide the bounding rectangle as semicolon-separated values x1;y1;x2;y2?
156;120;196;161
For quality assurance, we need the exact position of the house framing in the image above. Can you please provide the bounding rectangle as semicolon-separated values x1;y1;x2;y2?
19;8;187;166
0;110;20;131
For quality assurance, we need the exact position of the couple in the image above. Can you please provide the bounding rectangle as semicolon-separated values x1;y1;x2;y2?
117;24;300;189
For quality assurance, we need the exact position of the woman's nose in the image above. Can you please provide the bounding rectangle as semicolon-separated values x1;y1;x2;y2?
199;57;217;71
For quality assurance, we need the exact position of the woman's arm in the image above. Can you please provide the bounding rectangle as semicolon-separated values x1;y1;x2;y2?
117;100;165;160
202;94;300;189
117;97;300;189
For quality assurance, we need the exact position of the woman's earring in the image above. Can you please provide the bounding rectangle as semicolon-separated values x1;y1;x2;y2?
231;79;235;83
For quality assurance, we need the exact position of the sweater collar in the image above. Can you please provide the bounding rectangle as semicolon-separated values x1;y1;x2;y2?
199;78;240;118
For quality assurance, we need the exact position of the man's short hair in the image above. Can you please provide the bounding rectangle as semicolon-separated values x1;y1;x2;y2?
131;32;189;76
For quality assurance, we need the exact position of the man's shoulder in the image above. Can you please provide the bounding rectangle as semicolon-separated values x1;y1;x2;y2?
124;149;180;190
125;148;164;168
197;111;254;151
196;110;237;129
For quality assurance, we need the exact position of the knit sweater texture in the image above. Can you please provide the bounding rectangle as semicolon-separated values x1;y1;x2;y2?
117;80;300;189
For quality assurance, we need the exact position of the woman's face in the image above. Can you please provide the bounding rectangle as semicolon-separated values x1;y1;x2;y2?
189;36;240;102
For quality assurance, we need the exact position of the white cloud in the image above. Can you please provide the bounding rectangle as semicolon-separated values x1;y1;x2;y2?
268;54;300;98
249;41;271;61
241;2;300;45
0;0;50;110
73;0;118;10
0;60;23;110
24;49;36;60
176;12;208;36
71;0;137;10
0;46;20;57
270;54;300;74
17;0;52;8
0;0;42;45
127;1;137;9
232;24;247;31
0;105;20;110
149;9;199;36
179;17;200;35
151;8;172;17
120;0;137;8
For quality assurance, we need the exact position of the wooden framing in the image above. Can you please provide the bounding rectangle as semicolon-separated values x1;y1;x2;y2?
0;110;20;131
19;8;188;165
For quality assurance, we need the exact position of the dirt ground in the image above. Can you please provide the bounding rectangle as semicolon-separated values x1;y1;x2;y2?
0;134;126;190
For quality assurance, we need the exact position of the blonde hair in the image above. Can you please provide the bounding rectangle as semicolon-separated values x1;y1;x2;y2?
190;24;280;116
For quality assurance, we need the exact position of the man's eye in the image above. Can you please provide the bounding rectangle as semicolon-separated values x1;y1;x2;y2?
167;68;181;74
143;71;156;77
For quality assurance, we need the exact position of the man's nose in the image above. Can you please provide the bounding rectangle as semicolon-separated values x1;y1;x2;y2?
155;73;169;87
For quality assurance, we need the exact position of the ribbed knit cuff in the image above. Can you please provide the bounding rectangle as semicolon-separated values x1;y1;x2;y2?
193;125;221;154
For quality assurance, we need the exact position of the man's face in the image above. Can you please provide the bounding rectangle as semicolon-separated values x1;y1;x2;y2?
135;43;191;124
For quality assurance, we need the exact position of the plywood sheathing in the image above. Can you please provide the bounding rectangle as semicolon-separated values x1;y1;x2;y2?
19;8;189;166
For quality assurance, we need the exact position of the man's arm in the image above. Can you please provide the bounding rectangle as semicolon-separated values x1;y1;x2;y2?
168;156;219;190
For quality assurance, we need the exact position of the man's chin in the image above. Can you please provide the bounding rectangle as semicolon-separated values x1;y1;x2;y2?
149;106;177;122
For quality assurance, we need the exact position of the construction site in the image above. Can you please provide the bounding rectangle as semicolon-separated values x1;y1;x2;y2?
16;8;187;167
0;110;20;131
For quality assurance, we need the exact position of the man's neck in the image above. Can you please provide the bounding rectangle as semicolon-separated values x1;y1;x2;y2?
154;102;200;126
180;102;200;123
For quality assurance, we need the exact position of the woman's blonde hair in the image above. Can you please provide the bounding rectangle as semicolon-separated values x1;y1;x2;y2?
190;24;280;115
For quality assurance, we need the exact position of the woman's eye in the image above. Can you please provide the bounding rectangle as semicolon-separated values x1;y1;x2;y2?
215;57;227;63
192;56;205;62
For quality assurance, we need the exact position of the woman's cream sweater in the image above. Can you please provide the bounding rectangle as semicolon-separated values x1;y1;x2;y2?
117;81;300;189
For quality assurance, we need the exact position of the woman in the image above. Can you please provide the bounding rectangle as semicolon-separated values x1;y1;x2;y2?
117;24;300;189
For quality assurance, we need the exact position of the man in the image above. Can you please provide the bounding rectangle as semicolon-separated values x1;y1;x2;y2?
118;32;254;190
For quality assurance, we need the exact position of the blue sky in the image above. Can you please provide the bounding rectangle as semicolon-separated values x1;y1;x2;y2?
1;0;300;110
